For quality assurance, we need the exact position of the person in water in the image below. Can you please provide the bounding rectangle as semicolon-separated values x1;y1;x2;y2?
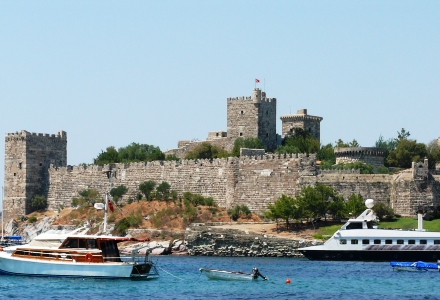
252;267;268;280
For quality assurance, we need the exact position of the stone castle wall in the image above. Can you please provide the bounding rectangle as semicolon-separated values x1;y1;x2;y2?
4;130;67;217
46;154;315;213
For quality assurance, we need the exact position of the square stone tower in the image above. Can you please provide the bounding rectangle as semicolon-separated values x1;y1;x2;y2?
227;88;277;151
3;130;67;219
280;109;323;142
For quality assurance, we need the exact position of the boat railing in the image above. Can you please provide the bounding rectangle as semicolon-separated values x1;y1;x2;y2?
129;244;152;264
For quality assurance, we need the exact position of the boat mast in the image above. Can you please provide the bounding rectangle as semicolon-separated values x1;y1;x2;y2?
1;186;4;241
104;191;108;233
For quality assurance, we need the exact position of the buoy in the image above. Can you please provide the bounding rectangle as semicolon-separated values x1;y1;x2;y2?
85;253;93;262
286;278;291;284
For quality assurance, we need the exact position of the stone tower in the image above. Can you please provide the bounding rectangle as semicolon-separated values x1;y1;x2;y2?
280;109;323;142
227;88;277;151
3;130;67;219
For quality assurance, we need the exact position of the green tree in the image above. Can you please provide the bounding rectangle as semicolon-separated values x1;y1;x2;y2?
31;195;47;210
118;143;165;162
344;193;365;218
264;194;299;228
276;128;320;155
373;202;395;221
317;143;336;167
110;185;128;204
427;139;440;169
139;180;156;200
77;189;101;206
185;142;229;159
296;184;341;224
387;139;428;168
231;137;265;157
156;181;171;201
94;146;120;165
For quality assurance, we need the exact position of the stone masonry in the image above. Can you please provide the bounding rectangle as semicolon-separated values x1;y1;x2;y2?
4;130;67;218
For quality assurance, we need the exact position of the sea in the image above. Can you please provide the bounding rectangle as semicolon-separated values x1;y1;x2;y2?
0;256;439;300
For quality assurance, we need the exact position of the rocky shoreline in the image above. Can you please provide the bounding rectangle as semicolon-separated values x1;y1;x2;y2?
6;218;320;258
184;223;319;257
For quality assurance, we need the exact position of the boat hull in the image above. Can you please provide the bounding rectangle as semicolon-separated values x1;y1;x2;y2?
0;254;156;278
299;249;440;262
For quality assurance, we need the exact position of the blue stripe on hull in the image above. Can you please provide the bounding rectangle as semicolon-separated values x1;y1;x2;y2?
299;250;440;262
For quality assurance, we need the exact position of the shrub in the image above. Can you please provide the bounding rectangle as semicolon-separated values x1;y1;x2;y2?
31;195;47;210
28;215;37;223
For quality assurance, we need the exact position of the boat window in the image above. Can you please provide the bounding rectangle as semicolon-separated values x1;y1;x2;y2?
362;239;369;244
374;239;381;244
87;239;98;249
78;239;87;248
408;240;415;244
30;250;41;257
339;239;347;244
62;239;78;248
435;240;440;245
15;250;28;256
385;240;392;244
351;239;358;244
42;252;55;259
397;240;404;244
420;240;427;245
346;222;363;230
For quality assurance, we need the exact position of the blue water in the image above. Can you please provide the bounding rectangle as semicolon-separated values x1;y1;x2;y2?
1;256;439;299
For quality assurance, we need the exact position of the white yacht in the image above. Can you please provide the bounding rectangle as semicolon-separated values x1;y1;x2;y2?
298;199;440;262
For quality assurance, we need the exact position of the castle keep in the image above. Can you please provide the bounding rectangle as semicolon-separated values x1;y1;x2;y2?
3;89;440;221
4;130;67;217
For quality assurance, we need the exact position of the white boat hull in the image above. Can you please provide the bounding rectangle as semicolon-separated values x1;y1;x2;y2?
0;253;153;278
199;268;256;281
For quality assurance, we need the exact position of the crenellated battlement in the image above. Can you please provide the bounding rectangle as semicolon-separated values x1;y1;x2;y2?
5;130;67;142
227;96;276;103
334;147;386;168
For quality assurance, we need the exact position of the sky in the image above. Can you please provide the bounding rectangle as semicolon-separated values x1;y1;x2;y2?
1;1;440;189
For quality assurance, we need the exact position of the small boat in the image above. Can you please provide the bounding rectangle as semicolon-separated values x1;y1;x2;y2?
199;267;267;281
390;261;440;272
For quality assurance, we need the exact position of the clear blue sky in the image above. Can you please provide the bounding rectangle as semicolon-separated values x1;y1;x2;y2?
1;1;440;189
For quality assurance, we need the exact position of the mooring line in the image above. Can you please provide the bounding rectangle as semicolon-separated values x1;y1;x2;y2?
157;266;186;280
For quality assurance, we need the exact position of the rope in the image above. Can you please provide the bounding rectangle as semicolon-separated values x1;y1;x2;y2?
157;266;186;281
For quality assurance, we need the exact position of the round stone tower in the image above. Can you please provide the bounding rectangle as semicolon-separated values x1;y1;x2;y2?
334;147;386;168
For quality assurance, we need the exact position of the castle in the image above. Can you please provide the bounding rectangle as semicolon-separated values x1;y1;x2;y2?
3;89;440;221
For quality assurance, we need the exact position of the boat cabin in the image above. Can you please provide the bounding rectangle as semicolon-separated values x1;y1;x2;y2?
11;236;129;263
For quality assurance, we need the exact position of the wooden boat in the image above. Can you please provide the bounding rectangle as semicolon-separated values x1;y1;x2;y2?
199;267;267;281
390;261;440;272
0;234;159;279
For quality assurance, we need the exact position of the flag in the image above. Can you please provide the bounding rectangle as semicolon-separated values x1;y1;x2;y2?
255;79;260;83
108;199;114;212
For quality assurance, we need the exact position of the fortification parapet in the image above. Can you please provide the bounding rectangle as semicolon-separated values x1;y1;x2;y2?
334;147;386;168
